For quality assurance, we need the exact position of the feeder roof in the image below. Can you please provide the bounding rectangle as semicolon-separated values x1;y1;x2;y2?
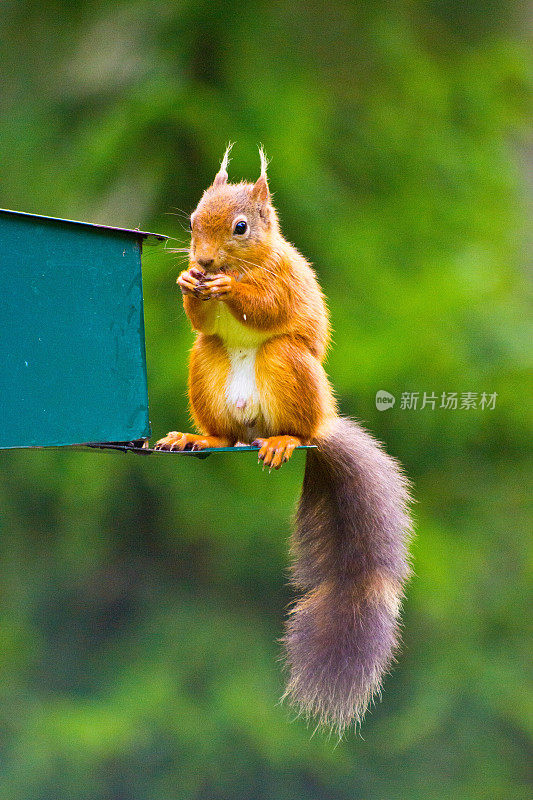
0;208;168;245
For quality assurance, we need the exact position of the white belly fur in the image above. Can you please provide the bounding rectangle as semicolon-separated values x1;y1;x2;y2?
211;303;271;425
226;347;261;424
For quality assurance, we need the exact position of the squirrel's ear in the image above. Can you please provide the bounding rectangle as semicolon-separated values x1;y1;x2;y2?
251;146;270;204
213;142;233;188
251;174;269;203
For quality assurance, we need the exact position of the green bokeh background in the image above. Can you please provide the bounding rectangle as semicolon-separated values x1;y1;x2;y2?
0;2;531;798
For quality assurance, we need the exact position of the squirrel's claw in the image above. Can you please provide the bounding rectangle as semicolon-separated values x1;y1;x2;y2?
154;431;186;450
203;273;234;299
155;432;233;451
253;436;301;469
154;432;200;451
177;267;206;296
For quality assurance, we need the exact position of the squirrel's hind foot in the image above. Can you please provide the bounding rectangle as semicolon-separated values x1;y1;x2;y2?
252;436;302;470
154;432;231;451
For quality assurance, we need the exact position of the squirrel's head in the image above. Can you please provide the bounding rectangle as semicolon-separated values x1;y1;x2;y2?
189;144;279;274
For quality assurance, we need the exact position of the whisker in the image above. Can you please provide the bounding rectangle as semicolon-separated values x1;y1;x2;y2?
232;255;278;280
165;207;192;220
164;217;193;234
163;240;190;254
230;257;261;284
235;256;277;276
164;234;188;243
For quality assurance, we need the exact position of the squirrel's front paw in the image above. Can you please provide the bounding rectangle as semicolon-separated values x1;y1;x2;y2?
177;267;206;296
202;273;234;300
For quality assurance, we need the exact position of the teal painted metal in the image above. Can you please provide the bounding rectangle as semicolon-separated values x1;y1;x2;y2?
0;209;167;449
86;443;317;459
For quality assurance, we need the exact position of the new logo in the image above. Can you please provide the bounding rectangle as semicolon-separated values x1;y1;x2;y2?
375;390;396;411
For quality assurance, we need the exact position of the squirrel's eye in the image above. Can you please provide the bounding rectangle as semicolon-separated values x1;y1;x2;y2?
233;220;248;235
188;218;192;231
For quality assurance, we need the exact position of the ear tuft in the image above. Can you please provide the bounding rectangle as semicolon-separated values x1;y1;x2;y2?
251;145;270;203
213;142;234;187
258;145;269;177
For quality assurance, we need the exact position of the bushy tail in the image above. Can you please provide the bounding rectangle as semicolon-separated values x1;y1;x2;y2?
283;417;412;734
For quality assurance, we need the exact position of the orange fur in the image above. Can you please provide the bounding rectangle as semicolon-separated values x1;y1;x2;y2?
188;335;229;432
255;335;335;439
156;155;334;456
182;294;216;332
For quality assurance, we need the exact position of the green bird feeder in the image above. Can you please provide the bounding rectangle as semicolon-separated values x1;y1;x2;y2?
0;208;166;450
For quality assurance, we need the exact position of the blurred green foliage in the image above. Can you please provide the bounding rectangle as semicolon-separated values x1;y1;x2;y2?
0;1;531;798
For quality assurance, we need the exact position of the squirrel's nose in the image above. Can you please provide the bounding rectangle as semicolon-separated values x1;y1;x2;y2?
197;258;214;269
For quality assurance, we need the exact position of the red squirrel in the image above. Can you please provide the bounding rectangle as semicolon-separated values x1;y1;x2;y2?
156;145;412;733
